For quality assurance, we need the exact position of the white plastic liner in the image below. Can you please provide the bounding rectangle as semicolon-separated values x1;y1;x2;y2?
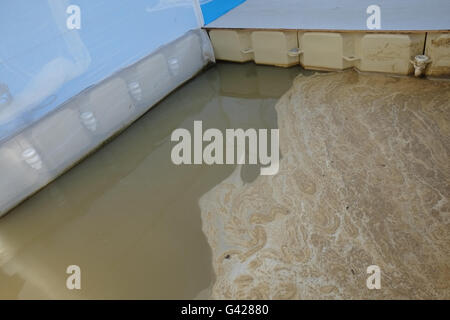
0;0;206;142
0;29;215;216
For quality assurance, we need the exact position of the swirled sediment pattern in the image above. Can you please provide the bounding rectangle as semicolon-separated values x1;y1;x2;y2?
199;70;450;299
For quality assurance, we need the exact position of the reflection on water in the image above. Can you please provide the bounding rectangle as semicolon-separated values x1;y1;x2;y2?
0;62;310;299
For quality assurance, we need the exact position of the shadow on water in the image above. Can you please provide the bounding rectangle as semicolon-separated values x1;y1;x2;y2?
0;62;312;299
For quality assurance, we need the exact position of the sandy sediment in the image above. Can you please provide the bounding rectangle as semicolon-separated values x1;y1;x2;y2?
199;70;450;299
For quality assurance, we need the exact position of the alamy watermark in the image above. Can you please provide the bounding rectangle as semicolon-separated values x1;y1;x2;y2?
366;5;381;30
171;121;279;176
66;5;81;30
366;265;381;289
66;265;81;290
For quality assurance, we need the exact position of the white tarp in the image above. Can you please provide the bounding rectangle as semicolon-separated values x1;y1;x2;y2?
206;0;450;31
0;1;215;216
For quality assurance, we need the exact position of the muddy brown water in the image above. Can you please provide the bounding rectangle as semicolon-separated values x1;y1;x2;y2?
201;70;450;299
0;62;308;299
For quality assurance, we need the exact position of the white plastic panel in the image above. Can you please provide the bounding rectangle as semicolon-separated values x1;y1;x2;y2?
209;30;254;62
251;31;299;67
80;78;135;137
29;108;92;171
425;33;450;76
123;54;172;108
356;34;425;74
0;137;51;214
299;32;354;70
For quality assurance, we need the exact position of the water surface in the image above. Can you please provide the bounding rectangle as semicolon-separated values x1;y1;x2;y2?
0;62;308;299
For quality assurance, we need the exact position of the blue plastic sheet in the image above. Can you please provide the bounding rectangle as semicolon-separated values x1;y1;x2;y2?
200;0;246;25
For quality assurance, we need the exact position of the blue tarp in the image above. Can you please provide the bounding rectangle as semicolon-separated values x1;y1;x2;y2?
200;0;246;25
